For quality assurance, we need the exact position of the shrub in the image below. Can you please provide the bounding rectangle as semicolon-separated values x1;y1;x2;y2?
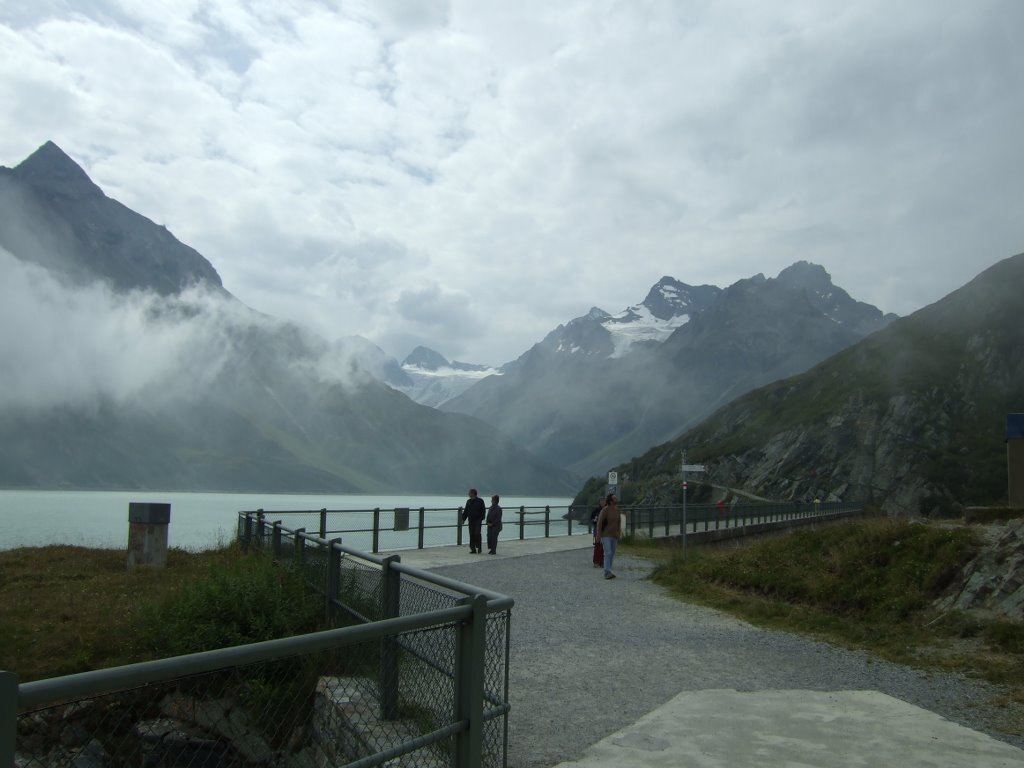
141;548;324;655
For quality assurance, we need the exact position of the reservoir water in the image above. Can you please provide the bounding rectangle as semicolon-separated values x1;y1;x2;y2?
0;490;574;552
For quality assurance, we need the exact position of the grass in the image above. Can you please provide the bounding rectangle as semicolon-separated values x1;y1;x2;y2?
630;517;1024;730
0;542;324;683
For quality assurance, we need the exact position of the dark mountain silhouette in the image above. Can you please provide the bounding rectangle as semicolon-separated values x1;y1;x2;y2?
0;141;224;296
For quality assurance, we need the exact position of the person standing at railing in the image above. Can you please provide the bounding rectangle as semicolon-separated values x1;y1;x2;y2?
486;494;503;554
596;493;623;580
463;488;486;554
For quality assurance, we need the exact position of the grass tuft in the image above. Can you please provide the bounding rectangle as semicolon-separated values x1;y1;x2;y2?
0;543;324;683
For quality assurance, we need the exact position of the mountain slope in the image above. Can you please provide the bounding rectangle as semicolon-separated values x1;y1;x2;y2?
0;142;576;494
597;251;1024;514
0;141;225;296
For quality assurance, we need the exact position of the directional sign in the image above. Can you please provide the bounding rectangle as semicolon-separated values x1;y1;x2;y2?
682;464;706;473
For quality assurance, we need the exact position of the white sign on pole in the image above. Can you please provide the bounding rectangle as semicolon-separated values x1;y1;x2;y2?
682;464;706;473
608;471;618;484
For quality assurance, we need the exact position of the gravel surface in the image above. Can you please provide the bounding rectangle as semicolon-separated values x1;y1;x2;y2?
433;548;1024;768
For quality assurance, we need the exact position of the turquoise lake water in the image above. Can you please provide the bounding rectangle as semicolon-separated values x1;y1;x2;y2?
0;490;575;551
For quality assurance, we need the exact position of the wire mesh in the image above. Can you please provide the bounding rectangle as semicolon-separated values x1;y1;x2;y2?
154;517;514;767
15;629;472;768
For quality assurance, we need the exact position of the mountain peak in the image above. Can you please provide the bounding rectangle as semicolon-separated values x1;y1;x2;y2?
403;346;450;370
10;141;104;200
641;276;720;321
776;261;833;293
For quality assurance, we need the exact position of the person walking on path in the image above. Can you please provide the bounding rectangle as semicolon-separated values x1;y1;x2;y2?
486;494;503;554
596;493;623;579
462;488;486;553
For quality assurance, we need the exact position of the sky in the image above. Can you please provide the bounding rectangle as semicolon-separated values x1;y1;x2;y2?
2;1;1023;367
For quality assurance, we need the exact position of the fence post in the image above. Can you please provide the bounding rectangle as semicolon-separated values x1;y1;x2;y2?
380;555;402;720
418;508;426;549
373;507;380;553
326;538;342;624
294;528;306;568
319;508;327;539
256;510;265;546
544;506;550;538
272;521;283;558
453;594;487;768
457;507;464;546
1;671;15;768
518;506;525;540
242;513;253;552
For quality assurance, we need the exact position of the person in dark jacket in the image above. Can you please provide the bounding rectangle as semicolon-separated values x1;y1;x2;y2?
462;488;486;553
486;494;503;554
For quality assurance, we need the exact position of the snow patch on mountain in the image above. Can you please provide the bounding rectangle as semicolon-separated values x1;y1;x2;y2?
604;304;692;358
395;347;502;407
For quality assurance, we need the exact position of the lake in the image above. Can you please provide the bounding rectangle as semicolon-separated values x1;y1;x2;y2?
0;490;576;552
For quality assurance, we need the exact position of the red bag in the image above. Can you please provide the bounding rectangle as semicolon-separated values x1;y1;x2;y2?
592;540;604;567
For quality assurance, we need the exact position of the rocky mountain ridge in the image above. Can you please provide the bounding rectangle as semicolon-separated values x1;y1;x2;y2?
591;251;1024;516
442;261;896;476
0;141;225;296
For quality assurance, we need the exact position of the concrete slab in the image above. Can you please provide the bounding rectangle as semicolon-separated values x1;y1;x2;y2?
379;534;591;569
551;689;1024;768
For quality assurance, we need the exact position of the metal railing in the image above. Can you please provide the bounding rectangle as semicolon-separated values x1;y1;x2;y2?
4;521;513;768
237;500;864;554
237;504;590;554
624;499;860;537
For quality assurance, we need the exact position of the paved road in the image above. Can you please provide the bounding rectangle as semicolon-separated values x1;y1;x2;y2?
386;537;1024;768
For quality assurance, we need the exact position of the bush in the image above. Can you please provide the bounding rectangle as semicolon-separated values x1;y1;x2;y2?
141;548;325;655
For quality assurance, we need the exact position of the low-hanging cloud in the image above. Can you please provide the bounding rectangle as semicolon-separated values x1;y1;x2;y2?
0;248;310;411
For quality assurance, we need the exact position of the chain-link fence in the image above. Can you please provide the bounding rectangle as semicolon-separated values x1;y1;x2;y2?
4;519;512;768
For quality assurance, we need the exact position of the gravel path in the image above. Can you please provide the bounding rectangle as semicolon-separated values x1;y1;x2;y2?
432;548;1024;768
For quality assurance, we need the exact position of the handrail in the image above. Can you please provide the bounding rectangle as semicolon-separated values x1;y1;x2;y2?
18;606;467;711
240;513;516;610
238;500;865;554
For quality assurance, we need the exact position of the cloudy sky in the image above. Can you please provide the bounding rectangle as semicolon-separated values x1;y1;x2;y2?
2;1;1022;366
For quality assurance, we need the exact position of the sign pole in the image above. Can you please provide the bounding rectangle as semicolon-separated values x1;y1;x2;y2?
679;451;708;561
681;452;687;560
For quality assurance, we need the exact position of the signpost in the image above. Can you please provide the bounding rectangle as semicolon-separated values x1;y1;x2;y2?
680;452;706;560
607;471;618;499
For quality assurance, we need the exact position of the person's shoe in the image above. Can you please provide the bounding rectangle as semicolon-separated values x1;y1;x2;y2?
604;573;616;579
593;563;601;568
470;548;477;553
489;550;495;554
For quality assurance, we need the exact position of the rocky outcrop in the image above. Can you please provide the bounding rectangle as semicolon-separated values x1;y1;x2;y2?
935;520;1024;621
15;676;433;768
